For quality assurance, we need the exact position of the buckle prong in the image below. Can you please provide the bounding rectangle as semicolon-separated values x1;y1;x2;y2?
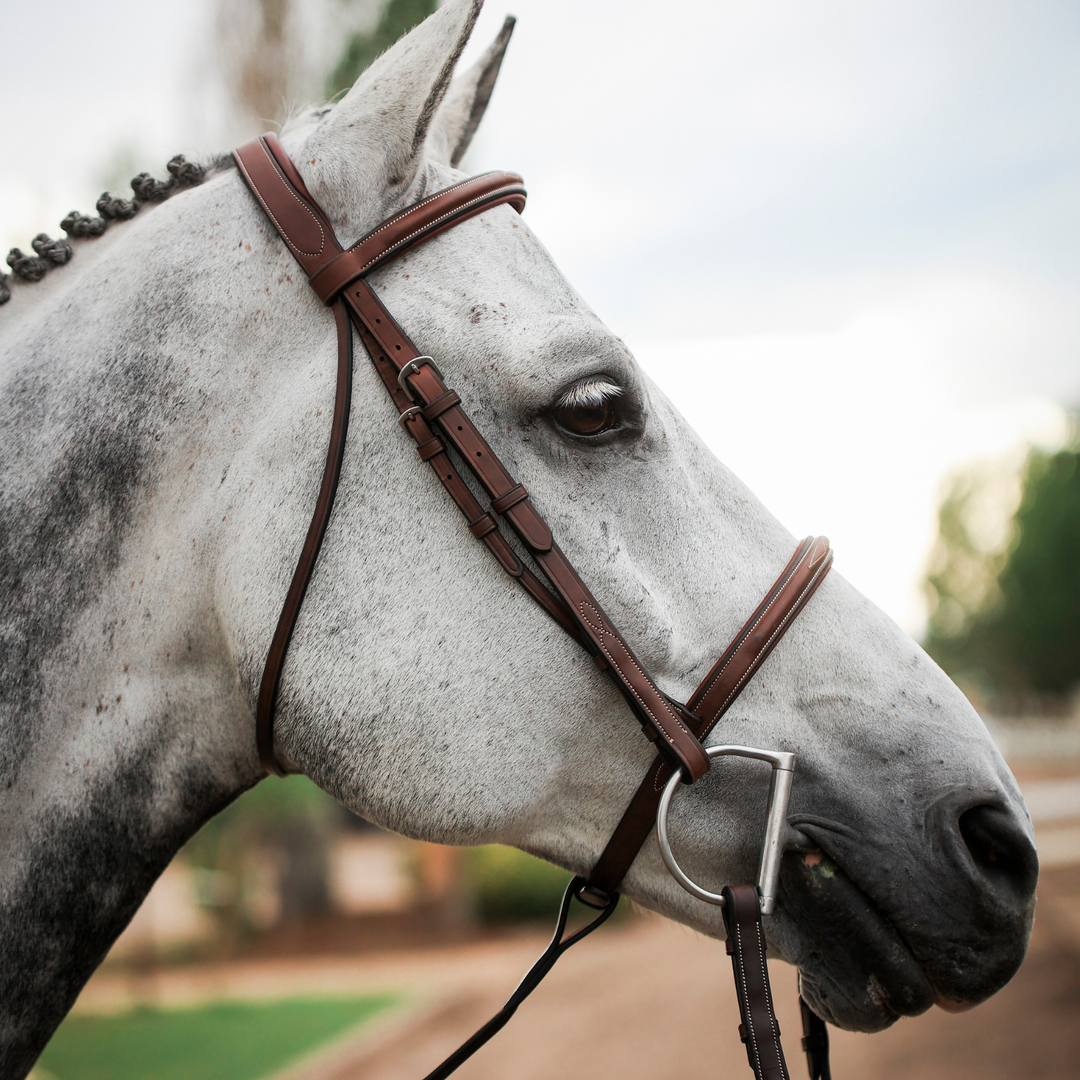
397;355;442;402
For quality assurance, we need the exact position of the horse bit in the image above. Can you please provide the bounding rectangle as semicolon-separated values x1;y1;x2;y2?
234;134;835;1080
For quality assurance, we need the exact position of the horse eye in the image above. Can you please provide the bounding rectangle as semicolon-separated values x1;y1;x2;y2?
555;398;618;436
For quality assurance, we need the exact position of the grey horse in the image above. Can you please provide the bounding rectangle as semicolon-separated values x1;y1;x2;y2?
0;1;1037;1075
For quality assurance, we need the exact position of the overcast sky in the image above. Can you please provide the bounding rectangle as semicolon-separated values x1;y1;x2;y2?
3;0;1079;632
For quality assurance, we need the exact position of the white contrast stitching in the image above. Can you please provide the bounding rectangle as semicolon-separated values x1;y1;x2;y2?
579;601;695;754
697;543;825;723
733;915;784;1075
754;919;784;1064
345;174;506;253
351;188;518;275
710;562;829;721
696;545;810;711
239;150;326;259
735;922;760;1067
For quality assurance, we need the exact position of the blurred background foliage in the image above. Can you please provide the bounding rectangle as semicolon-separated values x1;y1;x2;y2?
924;418;1080;711
328;0;440;99
180;775;578;951
215;0;441;133
465;845;573;923
183;775;338;943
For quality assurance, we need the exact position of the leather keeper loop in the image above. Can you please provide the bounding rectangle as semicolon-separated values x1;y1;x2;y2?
416;437;445;461
308;250;364;303
507;501;553;552
492;484;528;515
423;390;461;422
484;532;524;577
468;513;498;539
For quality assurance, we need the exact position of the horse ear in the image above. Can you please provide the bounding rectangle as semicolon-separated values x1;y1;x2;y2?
298;0;483;239
427;15;515;168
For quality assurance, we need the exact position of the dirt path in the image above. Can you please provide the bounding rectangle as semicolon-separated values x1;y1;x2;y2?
273;866;1080;1080
76;850;1080;1080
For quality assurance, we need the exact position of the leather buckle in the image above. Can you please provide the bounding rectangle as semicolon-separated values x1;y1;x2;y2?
397;355;442;402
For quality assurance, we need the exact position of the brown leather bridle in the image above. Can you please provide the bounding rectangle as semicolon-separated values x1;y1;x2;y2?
234;134;835;1080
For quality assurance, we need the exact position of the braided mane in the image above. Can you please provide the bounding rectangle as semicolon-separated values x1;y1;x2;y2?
0;153;233;306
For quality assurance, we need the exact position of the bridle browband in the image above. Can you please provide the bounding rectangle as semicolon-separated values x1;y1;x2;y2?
234;133;835;1080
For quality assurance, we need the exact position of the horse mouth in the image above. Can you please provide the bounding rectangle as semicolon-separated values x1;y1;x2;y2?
778;792;1038;1033
776;820;938;1032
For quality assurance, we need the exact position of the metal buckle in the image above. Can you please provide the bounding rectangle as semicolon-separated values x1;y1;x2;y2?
398;405;424;431
656;745;796;915
397;355;442;402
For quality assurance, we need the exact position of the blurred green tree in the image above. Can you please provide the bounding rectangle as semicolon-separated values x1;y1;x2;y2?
183;776;341;947
924;426;1080;702
464;845;572;923
328;0;440;100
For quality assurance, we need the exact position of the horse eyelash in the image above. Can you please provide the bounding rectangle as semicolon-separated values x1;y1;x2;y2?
556;377;624;410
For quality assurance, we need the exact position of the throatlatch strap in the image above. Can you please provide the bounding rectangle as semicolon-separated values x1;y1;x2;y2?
254;298;353;776
723;885;791;1080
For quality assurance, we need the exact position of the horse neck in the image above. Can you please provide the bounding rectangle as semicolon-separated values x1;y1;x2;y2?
0;201;276;1073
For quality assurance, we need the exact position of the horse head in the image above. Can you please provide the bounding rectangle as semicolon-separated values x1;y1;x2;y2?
0;0;1036;1072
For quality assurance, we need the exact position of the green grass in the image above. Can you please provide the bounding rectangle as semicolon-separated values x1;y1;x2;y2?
34;993;399;1080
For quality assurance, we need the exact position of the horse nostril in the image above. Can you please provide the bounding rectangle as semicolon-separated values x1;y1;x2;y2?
957;804;1039;901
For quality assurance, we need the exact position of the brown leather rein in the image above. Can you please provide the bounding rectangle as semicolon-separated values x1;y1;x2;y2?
234;134;835;1080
